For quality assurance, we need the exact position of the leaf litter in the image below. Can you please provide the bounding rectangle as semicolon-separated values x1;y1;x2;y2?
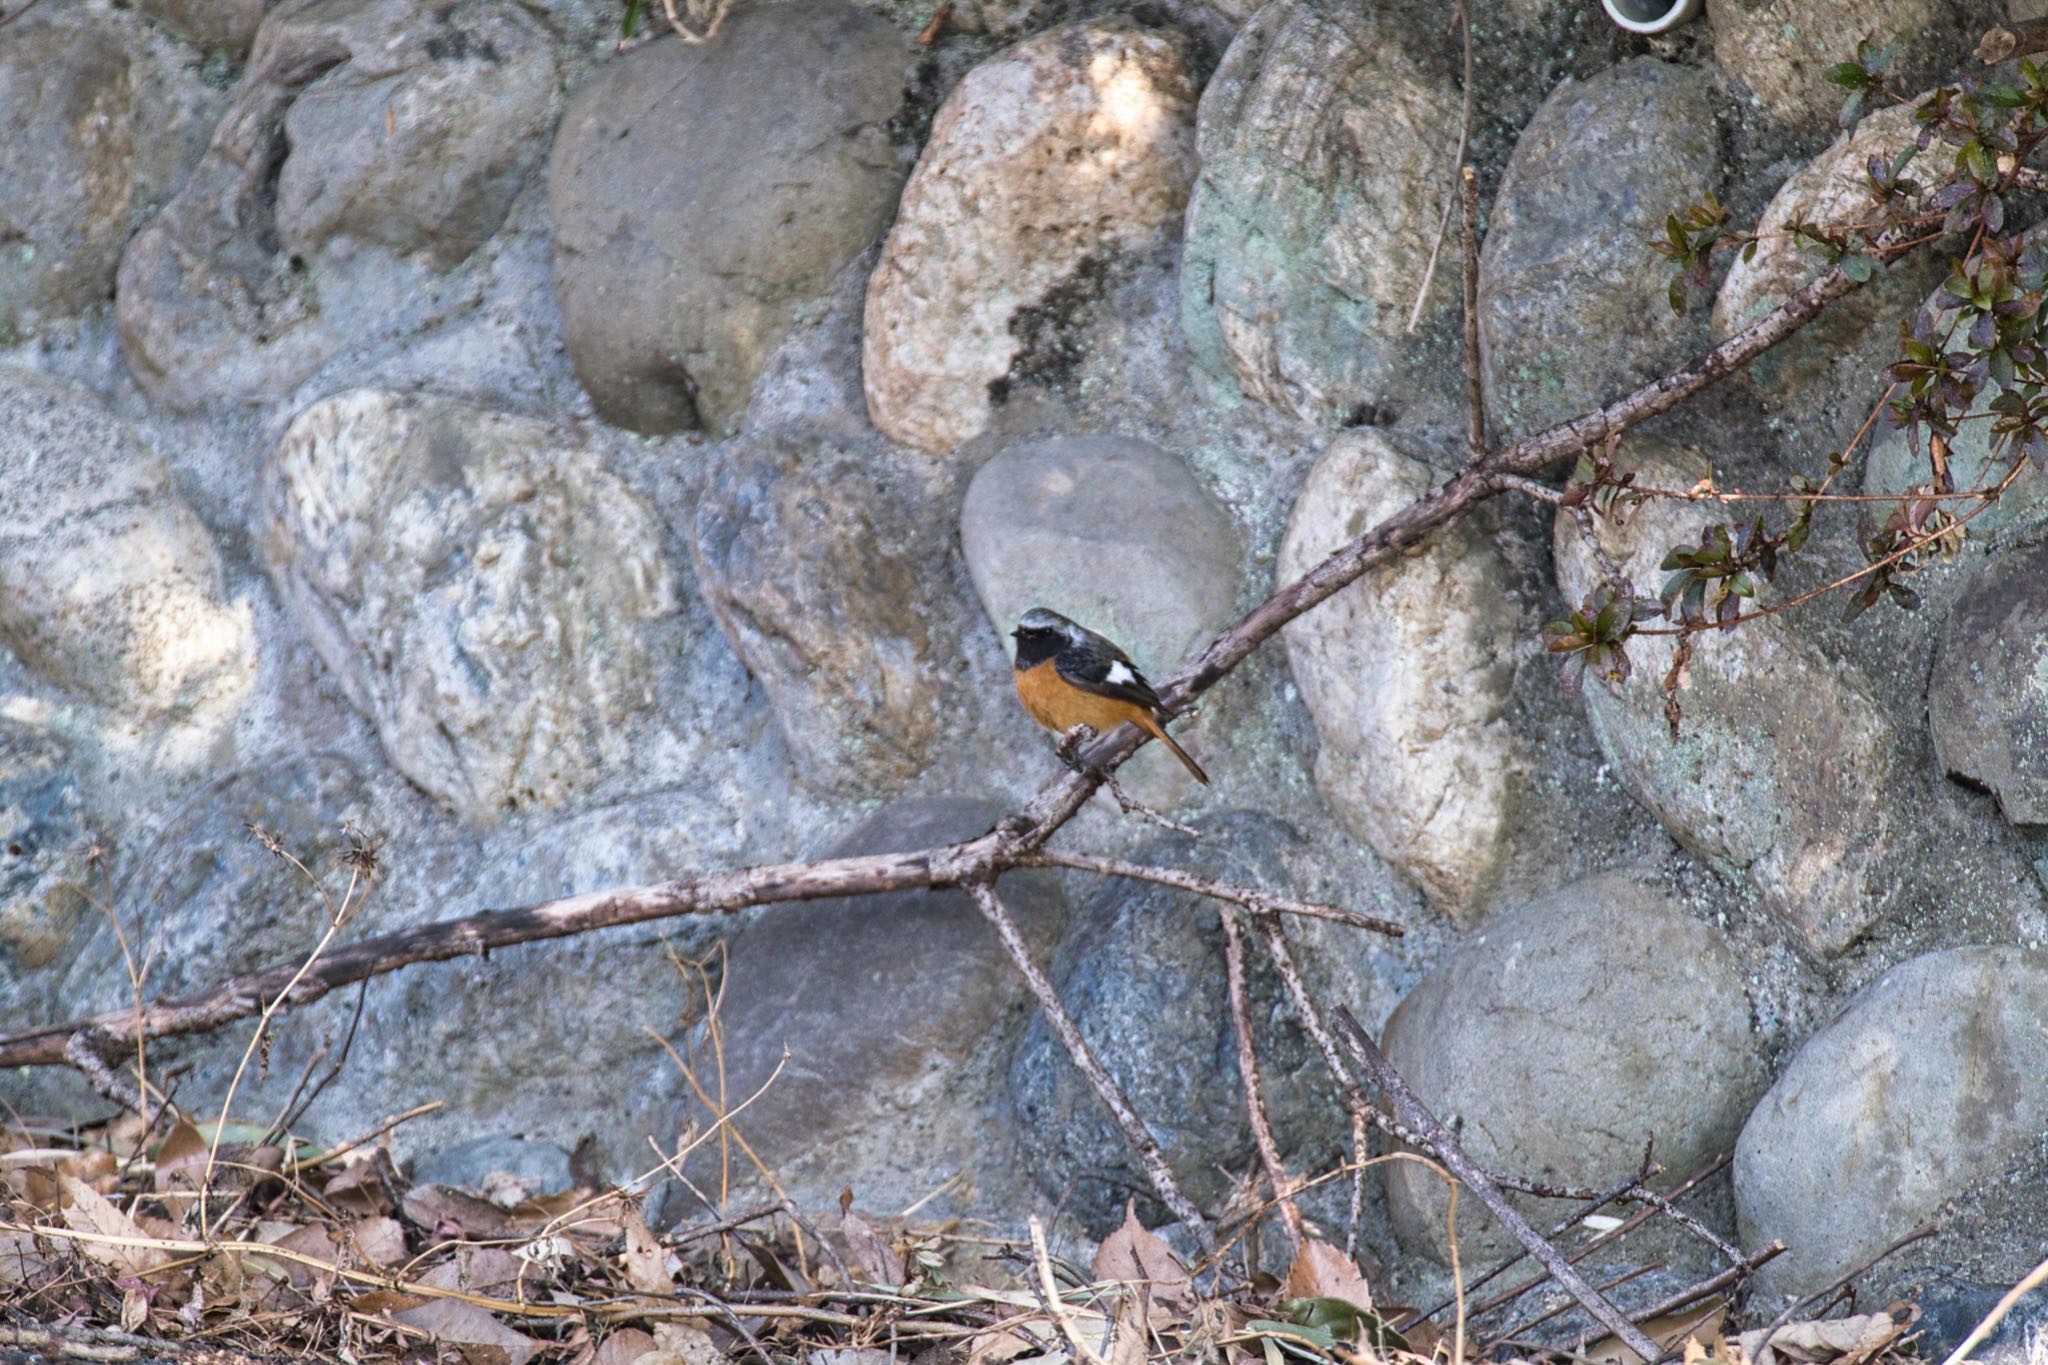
0;1118;1935;1365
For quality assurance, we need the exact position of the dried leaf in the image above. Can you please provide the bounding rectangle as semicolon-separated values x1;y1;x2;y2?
350;1214;408;1267
266;1222;342;1290
403;1183;524;1241
59;1174;172;1277
1739;1306;1914;1365
840;1208;904;1288
593;1328;661;1365
392;1297;543;1365
1282;1240;1373;1311
322;1150;397;1215
621;1209;676;1296
152;1119;209;1196
422;1245;529;1299
647;1321;728;1365
1091;1202;1190;1309
1585;1299;1727;1365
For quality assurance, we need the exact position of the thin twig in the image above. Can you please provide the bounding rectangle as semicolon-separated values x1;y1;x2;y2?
1406;0;1476;333
1461;1153;1733;1322
1403;1166;1654;1328
1218;907;1302;1251
1331;1007;1664;1364
1461;163;1486;460
967;881;1212;1247
1938;1252;2048;1365
1019;852;1404;937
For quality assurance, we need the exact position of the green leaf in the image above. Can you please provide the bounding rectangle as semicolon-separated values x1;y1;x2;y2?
1668;276;1687;317
1840;253;1880;282
1825;61;1871;88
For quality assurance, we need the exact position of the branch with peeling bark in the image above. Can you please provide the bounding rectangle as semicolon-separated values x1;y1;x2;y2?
0;220;1895;1250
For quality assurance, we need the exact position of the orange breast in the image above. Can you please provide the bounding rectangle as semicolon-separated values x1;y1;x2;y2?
1014;658;1154;736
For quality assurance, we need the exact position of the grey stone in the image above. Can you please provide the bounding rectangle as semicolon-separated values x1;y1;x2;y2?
547;1;910;434
680;796;1066;1216
137;0;266;56
1553;442;1902;957
691;432;973;795
0;369;257;719
57;754;371;1013
1911;1275;2048;1365
1381;869;1760;1263
1861;248;2048;538
1179;0;1459;424
1007;810;1333;1234
1478;59;1721;441
262;389;680;822
275;0;560;270
0;721;99;1030
961;433;1241;671
1276;430;1522;915
1710;0;1964;132
1735;947;2048;1296
1712;104;1946;405
960;432;1242;796
1929;542;2048;827
0;18;211;342
116;0;539;408
862;19;1198;454
410;1137;576;1196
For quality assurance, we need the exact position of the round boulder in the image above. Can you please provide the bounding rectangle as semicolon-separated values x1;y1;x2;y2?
1712;104;1944;403
1929;542;2048;827
693;796;1067;1217
1008;811;1331;1234
1478;59;1721;441
1552;442;1901;958
0;369;255;718
548;1;910;434
1735;947;2048;1296
1179;0;1459;424
961;433;1241;667
1710;0;1963;132
960;434;1241;794
1276;430;1521;915
263;390;680;822
1382;868;1761;1262
57;754;371;1014
0;721;99;1029
275;0;560;269
692;431;974;794
863;19;1198;454
0;19;211;341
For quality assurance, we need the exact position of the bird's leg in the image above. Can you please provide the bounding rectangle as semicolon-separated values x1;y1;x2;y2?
1054;724;1097;769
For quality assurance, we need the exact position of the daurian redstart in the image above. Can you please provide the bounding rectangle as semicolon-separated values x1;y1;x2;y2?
1010;607;1210;785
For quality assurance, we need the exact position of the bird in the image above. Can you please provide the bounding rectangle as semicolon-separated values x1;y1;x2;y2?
1009;607;1210;785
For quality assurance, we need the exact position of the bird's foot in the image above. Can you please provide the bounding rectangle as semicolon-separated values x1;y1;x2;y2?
1054;724;1097;768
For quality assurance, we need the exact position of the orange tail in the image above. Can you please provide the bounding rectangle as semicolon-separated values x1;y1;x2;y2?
1138;713;1210;785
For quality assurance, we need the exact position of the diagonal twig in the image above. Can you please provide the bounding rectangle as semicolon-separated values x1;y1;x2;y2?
1218;906;1302;1252
1330;1006;1665;1364
967;881;1213;1247
1019;851;1404;937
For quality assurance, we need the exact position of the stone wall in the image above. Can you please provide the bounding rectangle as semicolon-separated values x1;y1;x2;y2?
2;0;2041;1312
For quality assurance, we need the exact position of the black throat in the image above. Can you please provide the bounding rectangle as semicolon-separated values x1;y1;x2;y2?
1013;629;1063;670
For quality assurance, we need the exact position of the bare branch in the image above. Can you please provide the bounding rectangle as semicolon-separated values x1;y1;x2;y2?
1018;851;1405;936
1461;163;1486;460
966;881;1214;1247
1331;1007;1665;1364
0;223;1897;1078
1218;906;1302;1250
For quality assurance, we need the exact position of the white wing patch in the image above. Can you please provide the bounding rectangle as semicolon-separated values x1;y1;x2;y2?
1105;661;1136;686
